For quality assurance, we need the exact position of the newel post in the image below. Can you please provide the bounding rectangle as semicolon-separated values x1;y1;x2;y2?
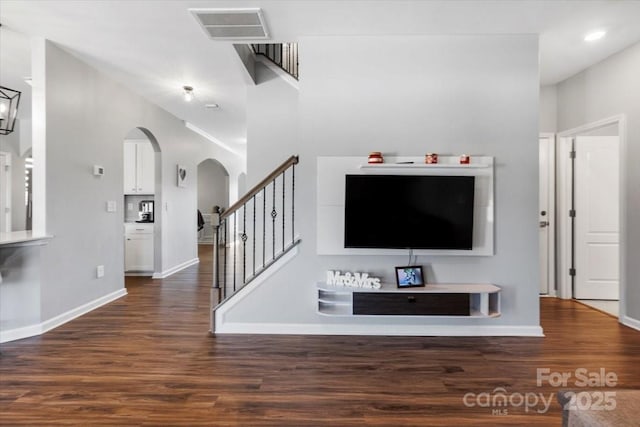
210;211;221;334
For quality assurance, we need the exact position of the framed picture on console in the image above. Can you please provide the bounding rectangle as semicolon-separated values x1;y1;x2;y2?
395;266;425;288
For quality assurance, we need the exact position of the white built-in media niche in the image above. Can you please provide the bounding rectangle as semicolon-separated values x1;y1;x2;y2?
316;155;494;256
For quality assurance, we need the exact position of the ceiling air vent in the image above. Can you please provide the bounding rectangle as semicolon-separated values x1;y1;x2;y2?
190;8;269;40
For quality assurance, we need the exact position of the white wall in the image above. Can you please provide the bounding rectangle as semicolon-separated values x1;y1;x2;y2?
5;39;245;331
246;62;299;186
231;35;541;334
540;85;557;133
556;41;640;320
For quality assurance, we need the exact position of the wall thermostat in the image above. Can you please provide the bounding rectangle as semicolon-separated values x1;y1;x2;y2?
93;165;105;176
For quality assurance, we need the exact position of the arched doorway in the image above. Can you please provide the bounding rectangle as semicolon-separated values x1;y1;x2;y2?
123;127;162;278
197;159;229;246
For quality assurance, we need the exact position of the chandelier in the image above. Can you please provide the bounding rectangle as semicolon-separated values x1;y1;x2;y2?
0;86;22;135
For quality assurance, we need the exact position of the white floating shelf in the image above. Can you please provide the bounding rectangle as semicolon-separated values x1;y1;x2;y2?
360;163;489;169
316;282;501;318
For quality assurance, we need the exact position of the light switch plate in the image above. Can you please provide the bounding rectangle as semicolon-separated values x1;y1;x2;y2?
106;201;117;212
96;265;105;278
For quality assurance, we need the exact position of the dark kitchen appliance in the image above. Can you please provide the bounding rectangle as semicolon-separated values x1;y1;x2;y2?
138;200;154;223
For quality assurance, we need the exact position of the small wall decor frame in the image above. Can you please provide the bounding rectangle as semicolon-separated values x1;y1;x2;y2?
177;164;187;187
395;266;425;288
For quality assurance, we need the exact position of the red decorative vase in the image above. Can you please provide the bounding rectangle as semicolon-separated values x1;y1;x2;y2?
368;152;384;164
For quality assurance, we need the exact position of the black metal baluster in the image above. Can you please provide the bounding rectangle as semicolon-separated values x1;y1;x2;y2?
252;195;256;277
271;179;277;258
217;220;221;299
292;162;295;242
233;211;237;292
262;187;266;268
282;170;286;252
213;222;219;300
241;205;247;284
222;219;227;300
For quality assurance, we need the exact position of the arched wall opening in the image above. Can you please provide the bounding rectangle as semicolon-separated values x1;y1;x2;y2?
197;158;230;245
123;127;163;277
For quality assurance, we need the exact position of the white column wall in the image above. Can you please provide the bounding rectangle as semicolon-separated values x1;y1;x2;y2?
234;35;541;334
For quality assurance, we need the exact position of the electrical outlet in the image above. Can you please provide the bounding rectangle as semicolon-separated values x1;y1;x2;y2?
96;265;105;278
127;203;133;211
106;200;117;212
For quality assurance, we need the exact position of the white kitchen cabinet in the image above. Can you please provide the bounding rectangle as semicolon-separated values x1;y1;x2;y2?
124;140;155;195
124;223;154;272
123;143;137;194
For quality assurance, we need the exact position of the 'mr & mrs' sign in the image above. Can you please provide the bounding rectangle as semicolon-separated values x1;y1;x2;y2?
326;270;382;289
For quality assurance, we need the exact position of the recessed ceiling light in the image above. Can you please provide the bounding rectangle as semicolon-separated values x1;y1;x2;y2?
205;103;219;109
183;85;194;102
584;30;606;42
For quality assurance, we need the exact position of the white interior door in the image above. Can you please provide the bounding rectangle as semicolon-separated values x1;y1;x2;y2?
574;136;619;300
539;136;554;294
0;152;11;232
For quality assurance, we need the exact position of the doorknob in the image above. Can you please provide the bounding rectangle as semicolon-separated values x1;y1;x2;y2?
539;221;549;228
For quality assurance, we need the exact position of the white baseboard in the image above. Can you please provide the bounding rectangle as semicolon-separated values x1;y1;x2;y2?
215;322;545;337
0;288;127;343
622;316;640;332
152;257;199;279
0;323;43;344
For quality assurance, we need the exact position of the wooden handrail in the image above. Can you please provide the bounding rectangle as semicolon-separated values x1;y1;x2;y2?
221;155;299;220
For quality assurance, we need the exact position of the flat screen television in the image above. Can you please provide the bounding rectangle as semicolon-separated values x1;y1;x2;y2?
344;174;475;250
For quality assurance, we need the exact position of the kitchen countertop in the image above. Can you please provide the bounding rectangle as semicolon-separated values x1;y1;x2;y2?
0;231;53;247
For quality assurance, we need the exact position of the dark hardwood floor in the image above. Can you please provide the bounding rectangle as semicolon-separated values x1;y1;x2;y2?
1;245;639;426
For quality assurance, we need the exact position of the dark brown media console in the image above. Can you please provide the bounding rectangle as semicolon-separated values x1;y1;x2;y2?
353;292;470;316
317;283;501;317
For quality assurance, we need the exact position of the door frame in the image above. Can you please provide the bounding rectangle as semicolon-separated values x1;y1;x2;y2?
539;133;556;296
556;115;627;320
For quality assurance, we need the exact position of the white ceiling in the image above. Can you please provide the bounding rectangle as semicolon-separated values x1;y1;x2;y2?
2;0;640;148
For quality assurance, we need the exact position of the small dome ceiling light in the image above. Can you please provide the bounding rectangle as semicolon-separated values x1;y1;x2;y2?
205;103;219;109
183;85;194;102
584;30;606;42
